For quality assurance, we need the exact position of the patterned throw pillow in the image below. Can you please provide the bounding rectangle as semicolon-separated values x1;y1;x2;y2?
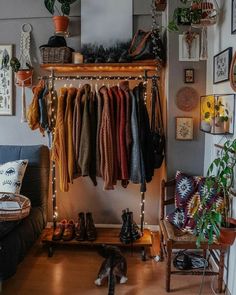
175;171;198;208
166;208;187;230
0;160;28;194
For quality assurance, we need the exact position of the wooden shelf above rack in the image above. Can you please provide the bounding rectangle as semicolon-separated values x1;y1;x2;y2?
40;60;158;74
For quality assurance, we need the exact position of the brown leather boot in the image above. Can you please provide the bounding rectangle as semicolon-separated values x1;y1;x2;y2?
75;212;86;241
62;220;75;241
52;219;67;241
86;212;97;241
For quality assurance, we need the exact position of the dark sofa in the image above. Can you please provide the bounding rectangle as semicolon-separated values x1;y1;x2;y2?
0;145;49;288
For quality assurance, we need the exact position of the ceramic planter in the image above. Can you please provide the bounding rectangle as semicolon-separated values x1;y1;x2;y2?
219;218;236;246
15;69;33;87
53;16;69;34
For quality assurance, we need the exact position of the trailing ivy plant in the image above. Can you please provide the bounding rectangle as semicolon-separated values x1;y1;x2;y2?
44;0;78;16
194;139;236;247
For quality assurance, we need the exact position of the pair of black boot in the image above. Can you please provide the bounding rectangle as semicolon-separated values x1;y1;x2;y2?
119;209;142;244
75;212;97;241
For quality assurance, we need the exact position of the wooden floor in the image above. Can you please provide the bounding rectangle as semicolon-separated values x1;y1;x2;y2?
1;232;214;295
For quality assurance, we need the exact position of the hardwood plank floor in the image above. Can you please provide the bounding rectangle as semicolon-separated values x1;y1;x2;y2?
1;233;214;295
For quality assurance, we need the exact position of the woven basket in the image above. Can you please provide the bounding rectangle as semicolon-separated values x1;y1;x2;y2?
40;47;72;64
0;193;31;221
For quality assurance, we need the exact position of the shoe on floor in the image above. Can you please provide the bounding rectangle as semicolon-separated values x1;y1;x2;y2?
52;219;67;241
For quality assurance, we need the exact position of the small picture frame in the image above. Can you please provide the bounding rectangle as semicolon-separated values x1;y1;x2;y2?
179;34;200;62
184;69;194;83
176;117;193;141
213;47;233;84
232;0;236;34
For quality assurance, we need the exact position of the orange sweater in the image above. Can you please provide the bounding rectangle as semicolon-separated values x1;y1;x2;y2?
52;88;69;192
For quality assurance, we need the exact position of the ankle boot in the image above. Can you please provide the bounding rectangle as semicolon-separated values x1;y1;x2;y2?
75;212;86;241
129;211;142;241
86;212;97;241
120;209;132;244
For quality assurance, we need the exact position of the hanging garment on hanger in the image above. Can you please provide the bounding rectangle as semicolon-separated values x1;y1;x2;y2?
27;80;45;136
135;83;155;186
72;86;85;177
64;87;77;184
99;86;114;190
95;90;103;177
46;87;58;133
118;88;129;185
119;81;132;170
78;84;92;178
52;88;69;192
89;91;98;186
111;86;121;180
108;87;118;185
130;90;142;184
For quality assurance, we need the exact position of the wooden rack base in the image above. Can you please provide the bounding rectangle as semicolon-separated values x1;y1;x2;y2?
41;227;153;261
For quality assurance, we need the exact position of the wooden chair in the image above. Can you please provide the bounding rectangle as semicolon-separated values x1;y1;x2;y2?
159;179;228;293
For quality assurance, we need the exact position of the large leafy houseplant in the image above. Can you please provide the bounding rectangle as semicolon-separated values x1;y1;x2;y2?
44;0;78;34
194;139;236;247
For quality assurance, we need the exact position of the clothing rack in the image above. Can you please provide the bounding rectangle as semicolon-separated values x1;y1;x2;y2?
40;63;159;260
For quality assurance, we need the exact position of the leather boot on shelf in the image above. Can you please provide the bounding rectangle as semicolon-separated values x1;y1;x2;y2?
129;211;142;241
75;212;86;241
86;212;97;241
119;209;132;244
62;219;75;241
52;219;67;241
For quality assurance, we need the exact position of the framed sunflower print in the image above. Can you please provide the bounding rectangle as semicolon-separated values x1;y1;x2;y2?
0;45;13;115
176;117;193;141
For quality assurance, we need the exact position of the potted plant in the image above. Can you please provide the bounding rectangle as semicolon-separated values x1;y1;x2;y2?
194;139;236;247
44;0;78;34
168;0;218;31
10;57;33;87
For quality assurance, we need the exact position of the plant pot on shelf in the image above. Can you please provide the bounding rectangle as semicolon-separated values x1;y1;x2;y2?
53;16;69;35
15;69;33;87
219;218;236;246
155;0;166;11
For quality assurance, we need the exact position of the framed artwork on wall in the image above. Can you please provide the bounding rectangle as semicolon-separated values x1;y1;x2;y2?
179;34;200;62
0;45;13;115
176;117;193;141
213;47;233;84
232;0;236;34
184;69;194;83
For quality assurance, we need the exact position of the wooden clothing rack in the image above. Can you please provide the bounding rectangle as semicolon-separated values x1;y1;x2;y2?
40;61;160;260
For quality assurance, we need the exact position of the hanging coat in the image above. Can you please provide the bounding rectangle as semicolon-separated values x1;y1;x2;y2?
64;87;77;184
78;84;91;178
72;87;85;177
89;91;97;185
52;87;69;192
96;90;103;177
99;86;114;190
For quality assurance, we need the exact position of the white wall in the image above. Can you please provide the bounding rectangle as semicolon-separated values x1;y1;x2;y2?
205;1;236;294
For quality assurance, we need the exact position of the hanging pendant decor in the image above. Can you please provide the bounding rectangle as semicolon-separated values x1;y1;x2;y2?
15;23;34;123
191;0;220;60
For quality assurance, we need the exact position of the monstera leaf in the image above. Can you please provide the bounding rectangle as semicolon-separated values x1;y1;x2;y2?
44;0;55;15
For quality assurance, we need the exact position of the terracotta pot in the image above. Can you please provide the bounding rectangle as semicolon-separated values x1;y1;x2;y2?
53;16;69;34
16;69;33;87
155;0;166;11
219;218;236;246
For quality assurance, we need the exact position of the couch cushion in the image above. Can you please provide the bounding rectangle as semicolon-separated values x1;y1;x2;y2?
166;208;187;230
0;160;28;194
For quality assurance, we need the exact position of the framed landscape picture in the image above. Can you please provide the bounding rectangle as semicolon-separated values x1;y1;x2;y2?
176;117;193;141
213;47;233;84
0;45;13;115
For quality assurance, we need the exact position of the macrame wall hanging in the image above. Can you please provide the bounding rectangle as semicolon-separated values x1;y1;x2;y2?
15;23;33;123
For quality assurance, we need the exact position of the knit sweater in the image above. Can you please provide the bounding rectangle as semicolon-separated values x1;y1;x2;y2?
52;88;69;192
